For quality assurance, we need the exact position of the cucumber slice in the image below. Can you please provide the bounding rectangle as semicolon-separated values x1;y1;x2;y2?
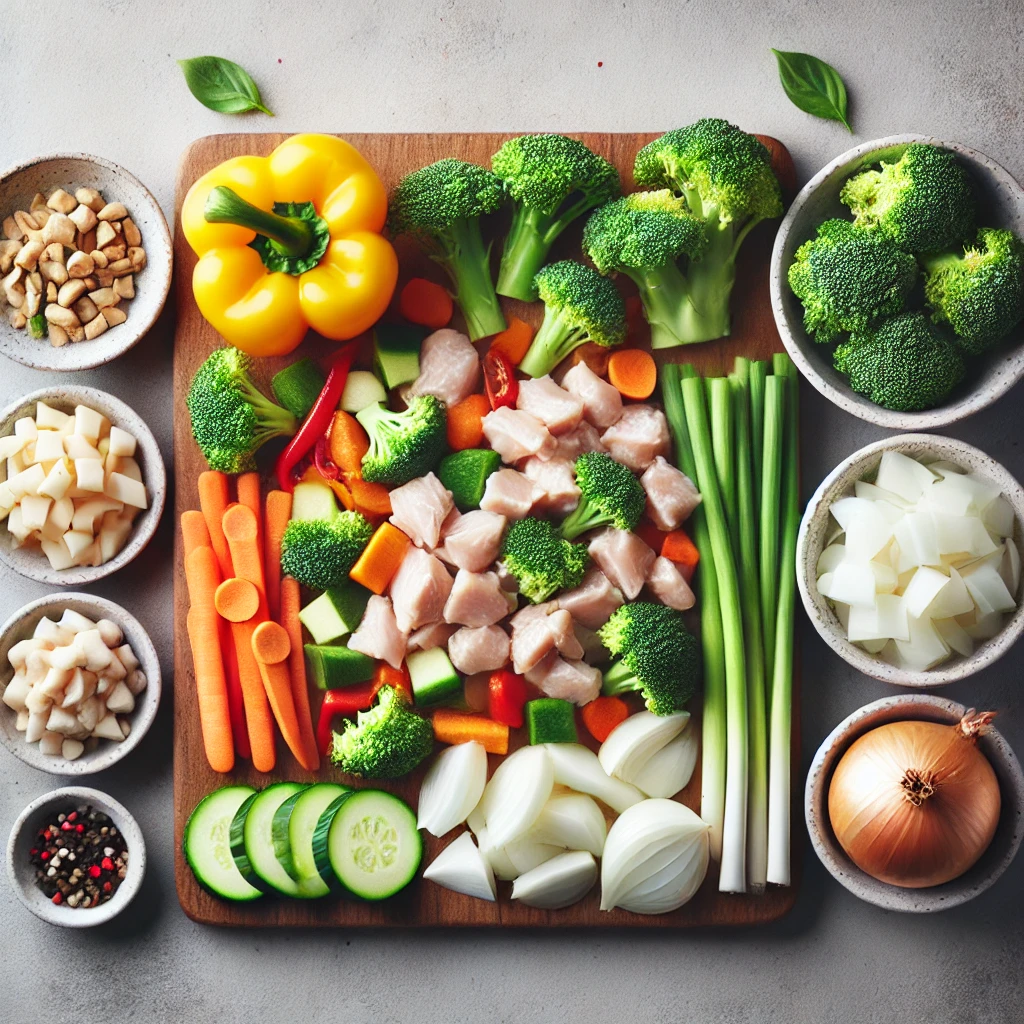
288;783;352;898
184;786;264;902
228;791;268;892
242;782;308;897
270;784;312;881
325;789;423;900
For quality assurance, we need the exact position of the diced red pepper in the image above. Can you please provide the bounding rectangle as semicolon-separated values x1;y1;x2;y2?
373;662;413;704
316;680;381;758
483;347;518;410
487;669;529;728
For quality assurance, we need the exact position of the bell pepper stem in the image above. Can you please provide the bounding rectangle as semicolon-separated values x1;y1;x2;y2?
204;185;314;258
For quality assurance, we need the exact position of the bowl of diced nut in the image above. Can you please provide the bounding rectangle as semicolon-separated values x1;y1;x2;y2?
0;386;166;586
0;593;161;774
0;153;171;371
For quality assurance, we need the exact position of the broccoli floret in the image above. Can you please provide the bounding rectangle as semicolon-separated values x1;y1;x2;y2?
186;346;297;474
922;227;1024;354
500;517;589;604
330;685;434;779
833;311;966;412
598;602;699;715
388;158;506;341
492;134;620;301
280;511;374;590
518;261;627;378
583;190;708;351
840;142;975;253
356;395;448;487
559;452;645;540
788;219;919;343
632;119;783;345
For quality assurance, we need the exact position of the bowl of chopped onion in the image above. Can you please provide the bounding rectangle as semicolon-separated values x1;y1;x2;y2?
796;434;1024;686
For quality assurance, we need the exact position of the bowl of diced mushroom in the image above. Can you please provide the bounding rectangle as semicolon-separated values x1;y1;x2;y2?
0;386;166;586
0;153;171;371
0;593;161;774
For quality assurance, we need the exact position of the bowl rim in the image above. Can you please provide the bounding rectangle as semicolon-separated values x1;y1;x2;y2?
0;384;166;586
0;151;172;372
769;133;1024;429
805;694;1024;912
796;432;1024;686
5;784;146;927
0;591;162;775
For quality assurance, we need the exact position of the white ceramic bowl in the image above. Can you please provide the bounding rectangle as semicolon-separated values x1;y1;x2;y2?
0;153;171;372
797;433;1024;686
0;592;161;774
0;385;166;586
770;134;1024;429
805;694;1024;913
6;785;145;927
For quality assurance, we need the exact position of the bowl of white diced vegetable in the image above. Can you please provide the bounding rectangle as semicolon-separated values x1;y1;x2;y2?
0;385;165;585
797;434;1024;686
0;593;161;773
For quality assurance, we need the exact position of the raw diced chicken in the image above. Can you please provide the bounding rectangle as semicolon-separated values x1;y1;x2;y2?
525;653;602;705
588;528;656;600
522;457;580;516
641;455;702;531
347;596;407;670
480;468;541;520
510;604;583;674
553;421;607;462
389;547;454;633
482;407;557;464
516;376;584;435
646;556;696;611
600;404;670;472
389;472;454;550
443;570;512;627
407;621;457;652
447;624;511;675
556;567;624;629
440;510;507;572
560;362;623;429
408;328;480;407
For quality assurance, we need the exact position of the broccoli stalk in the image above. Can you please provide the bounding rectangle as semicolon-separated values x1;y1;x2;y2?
500;517;589;604
388;159;507;341
518;261;627;378
491;134;620;301
355;395;448;487
186;346;298;474
559;451;645;540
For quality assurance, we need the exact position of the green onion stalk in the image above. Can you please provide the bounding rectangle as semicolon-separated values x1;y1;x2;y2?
758;376;785;683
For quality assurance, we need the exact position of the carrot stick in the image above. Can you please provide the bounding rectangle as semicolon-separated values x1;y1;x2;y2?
198;471;233;579
222;503;267;597
220;625;251;760
264;489;292;622
251;620;315;770
237;471;262;557
281;576;320;770
580;695;629;743
181;510;212;557
608;348;657;400
183;546;235;773
431;709;508;754
489;316;534;366
328;411;370;476
399;277;453;329
446;393;490;450
349;522;411;595
215;577;260;622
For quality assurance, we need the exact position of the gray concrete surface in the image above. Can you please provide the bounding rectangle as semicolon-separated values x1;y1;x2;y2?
1;1;1022;1021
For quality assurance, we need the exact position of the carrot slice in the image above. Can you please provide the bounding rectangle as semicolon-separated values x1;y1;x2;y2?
446;393;490;450
251;621;315;771
349;522;411;595
264;489;292;622
581;695;629;743
215;577;260;623
281;576;319;770
489;316;534;366
431;709;508;754
328;411;370;476
399;277;453;329
607;348;657;400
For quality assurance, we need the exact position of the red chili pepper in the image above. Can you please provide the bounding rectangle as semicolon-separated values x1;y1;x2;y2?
487;669;529;728
316;680;382;758
483;347;518;410
313;435;340;481
275;344;357;493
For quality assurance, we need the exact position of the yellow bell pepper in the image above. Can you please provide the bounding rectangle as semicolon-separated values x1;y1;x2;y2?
181;134;398;358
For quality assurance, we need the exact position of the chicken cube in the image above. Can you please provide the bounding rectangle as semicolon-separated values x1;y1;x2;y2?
516;375;584;435
408;329;480;407
524;653;602;705
479;468;541;520
389;472;454;550
522;456;581;516
600;404;670;472
443;569;513;627
447;624;511;676
553;421;607;462
640;455;702;530
646;556;696;611
482;407;557;464
509;604;584;674
439;510;507;572
588;528;656;600
389;546;454;633
555;567;624;629
407;621;457;652
347;595;407;670
560;361;623;429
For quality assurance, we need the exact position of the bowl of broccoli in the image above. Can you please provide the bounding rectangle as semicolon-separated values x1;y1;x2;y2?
771;135;1024;428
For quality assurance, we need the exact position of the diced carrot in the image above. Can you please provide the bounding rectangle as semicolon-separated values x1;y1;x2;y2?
349;522;411;595
264;490;292;622
581;695;629;743
348;477;392;517
489;316;534;366
431;709;509;755
661;529;700;583
633;521;665;553
399;277;453;329
328;411;370;476
607;348;657;400
445;393;490;450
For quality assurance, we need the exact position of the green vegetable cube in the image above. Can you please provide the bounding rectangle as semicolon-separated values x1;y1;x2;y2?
373;324;426;390
438;449;502;511
305;644;376;689
298;582;372;644
271;358;326;419
526;699;578;744
290;480;338;522
406;647;461;706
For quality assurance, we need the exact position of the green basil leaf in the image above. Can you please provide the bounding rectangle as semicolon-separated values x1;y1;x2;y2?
178;56;273;116
771;49;851;132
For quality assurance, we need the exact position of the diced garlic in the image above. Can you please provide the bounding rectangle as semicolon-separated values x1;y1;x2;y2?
105;681;135;714
74;457;105;492
15;710;28;732
126;669;147;696
13;417;37;442
19;494;52;532
73;404;105;441
38;666;70;699
115;644;139;674
62;530;94;559
1;673;31;711
59;609;96;633
25;711;48;744
40;535;75;570
92;713;124;742
104;471;147;509
38;731;64;757
75;629;113;672
107;425;137;458
38;459;73;500
7;462;46;498
95;618;122;648
7;637;47;669
62;738;84;761
24;687;52;715
31;430;65;464
63;434;102;460
33;616;70;646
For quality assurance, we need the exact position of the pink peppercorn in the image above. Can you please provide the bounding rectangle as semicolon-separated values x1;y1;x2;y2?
101;857;114;871
51;893;62;905
88;865;102;879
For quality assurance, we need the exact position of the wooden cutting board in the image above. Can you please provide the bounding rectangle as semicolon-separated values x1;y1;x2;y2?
172;131;800;927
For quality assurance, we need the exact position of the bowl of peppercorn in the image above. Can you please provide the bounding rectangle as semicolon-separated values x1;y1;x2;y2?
6;785;144;927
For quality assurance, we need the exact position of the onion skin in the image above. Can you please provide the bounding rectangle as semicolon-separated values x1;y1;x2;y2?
828;713;1001;888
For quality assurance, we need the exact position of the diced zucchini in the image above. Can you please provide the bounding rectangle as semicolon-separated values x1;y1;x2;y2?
305;644;376;689
291;480;337;522
298;582;372;644
438;449;502;512
406;647;462;706
373;324;425;390
526;698;578;745
272;358;326;419
340;371;388;413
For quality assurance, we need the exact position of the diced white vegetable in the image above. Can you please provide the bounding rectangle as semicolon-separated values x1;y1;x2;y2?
894;615;951;671
104;681;135;714
59;609;96;634
340;370;388;413
1000;539;1021;595
469;817;520;882
816;544;846;576
927;567;975;618
92;713;124;741
417;741;488;838
543;743;644;814
75;629;113;672
95;618;122;648
13;417;37;442
502;834;562;876
48;643;85;671
38;460;73;500
105;472;147;509
35;403;70;430
31;430;65;464
77;696;101;733
598;710;690;782
983;495;1015;538
126;669;147;695
63;435;102;460
73;404;105;441
829;497;877;532
38;666;70;699
71;497;121;532
98;515;133;563
422;832;497;901
522;794;608;857
934;617;975;658
2;673;31;711
38;731;64;757
922;477;973;517
512;851;598;910
875;450;937;503
25;711;48;744
858;637;889;654
964;611;1006;640
847;594;910;642
844;504;894;561
932;511;999;559
479;745;553;849
15;710;28;731
0;435;27;461
115;644;139;674
48;497;74;532
18;494;51;532
628;726;700;799
74;457;105;493
7;462;45;498
107;425;137;458
827;562;876;608
902;566;951;618
40;536;75;570
45;705;78;734
870;560;898;594
62;530;94;559
962;562;1017;615
854;480;911;508
62;739;84;761
7;637;47;670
